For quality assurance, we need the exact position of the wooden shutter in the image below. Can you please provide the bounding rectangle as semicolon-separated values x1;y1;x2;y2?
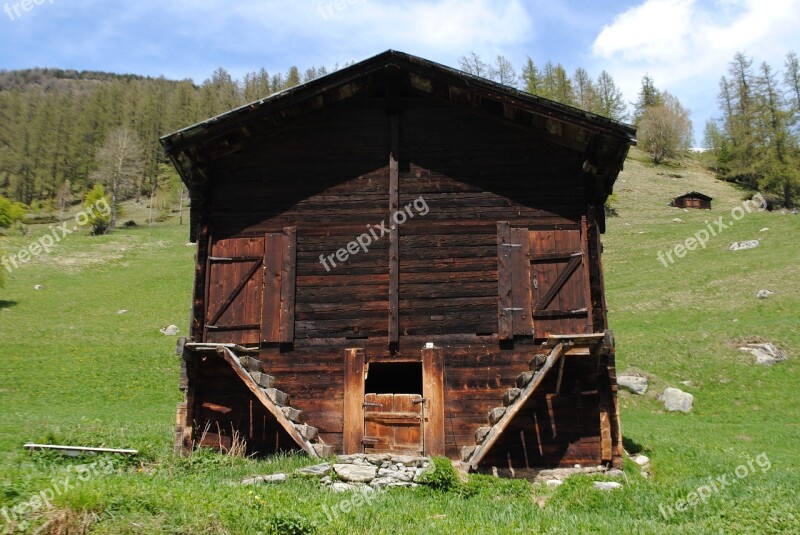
261;227;297;344
497;222;533;340
530;217;592;337
204;237;266;345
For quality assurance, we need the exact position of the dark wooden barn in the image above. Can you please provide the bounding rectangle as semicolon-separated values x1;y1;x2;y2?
161;51;636;472
671;191;712;209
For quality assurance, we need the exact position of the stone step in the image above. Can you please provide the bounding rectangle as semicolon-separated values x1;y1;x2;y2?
475;426;491;444
250;371;276;389
239;356;261;373
488;407;506;425
295;424;318;441
264;388;290;406
503;388;521;406
460;445;476;462
516;371;533;388
281;406;303;423
530;354;547;371
312;443;334;457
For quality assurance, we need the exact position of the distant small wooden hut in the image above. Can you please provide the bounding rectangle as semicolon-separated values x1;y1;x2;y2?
671;192;712;209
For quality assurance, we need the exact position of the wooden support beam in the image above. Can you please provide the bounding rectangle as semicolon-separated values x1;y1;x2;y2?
279;226;297;343
422;346;446;456
343;348;366;454
388;114;400;344
469;342;566;471
218;347;317;457
555;356;566;394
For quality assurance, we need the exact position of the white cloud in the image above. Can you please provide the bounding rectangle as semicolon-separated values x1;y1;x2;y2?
590;0;800;137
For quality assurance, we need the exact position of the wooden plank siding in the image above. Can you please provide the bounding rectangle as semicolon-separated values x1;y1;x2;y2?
186;94;617;468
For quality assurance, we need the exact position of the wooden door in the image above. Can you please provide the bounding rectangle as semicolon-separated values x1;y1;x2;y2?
363;393;424;455
498;220;593;340
204;228;296;345
529;224;592;337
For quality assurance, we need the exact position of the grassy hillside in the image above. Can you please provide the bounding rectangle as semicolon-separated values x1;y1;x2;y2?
0;150;797;534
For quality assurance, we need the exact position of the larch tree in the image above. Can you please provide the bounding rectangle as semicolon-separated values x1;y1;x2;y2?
595;70;627;121
458;52;491;78
491;55;518;87
91;127;144;231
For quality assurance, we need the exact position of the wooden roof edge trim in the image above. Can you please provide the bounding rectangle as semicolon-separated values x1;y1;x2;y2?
160;50;636;158
675;191;713;201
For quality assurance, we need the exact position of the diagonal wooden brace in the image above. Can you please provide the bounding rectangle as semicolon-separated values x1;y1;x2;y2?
468;342;567;471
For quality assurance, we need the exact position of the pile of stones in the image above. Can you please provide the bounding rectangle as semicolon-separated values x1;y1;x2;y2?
295;453;433;492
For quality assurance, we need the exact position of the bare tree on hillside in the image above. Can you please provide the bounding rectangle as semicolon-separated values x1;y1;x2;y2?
91;127;143;230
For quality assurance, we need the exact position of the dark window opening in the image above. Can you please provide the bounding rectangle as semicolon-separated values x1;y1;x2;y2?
365;362;422;394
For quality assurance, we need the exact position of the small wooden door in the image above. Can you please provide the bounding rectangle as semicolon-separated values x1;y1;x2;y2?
363;393;424;455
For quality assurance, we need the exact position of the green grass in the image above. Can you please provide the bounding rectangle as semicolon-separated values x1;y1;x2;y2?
1;152;798;534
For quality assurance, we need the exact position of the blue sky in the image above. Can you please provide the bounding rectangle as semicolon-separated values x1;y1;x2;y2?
2;0;799;144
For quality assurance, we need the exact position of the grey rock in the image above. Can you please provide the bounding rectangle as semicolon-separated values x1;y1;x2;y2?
364;453;391;465
545;479;563;487
593;481;623;491
295;462;332;478
160;324;179;335
756;289;774;299
672;218;682;223
729;240;759;251
241;473;287;485
378;468;412;482
34;284;44;290
390;455;426;467
333;464;377;483
606;469;624;478
617;375;648;395
739;343;788;366
633;455;650;467
659;387;694;412
330;482;356;493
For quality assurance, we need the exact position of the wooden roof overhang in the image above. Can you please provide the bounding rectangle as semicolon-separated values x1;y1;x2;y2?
160;50;637;241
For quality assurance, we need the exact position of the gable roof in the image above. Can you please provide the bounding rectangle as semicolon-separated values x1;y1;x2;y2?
161;50;637;238
674;191;713;202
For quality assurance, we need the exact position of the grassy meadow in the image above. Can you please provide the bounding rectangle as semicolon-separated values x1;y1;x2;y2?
0;149;798;534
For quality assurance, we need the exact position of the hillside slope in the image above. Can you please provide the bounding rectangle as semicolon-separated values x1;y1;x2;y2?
0;151;797;534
